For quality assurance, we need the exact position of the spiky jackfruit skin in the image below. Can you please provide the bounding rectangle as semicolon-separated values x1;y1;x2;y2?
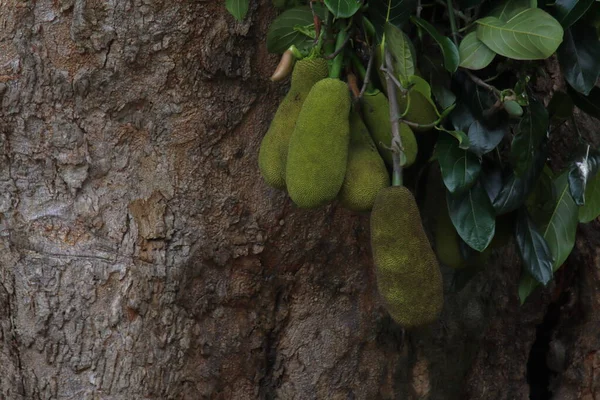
258;58;329;189
435;199;466;269
397;89;437;132
361;92;418;167
338;112;390;212
371;186;443;327
286;78;351;208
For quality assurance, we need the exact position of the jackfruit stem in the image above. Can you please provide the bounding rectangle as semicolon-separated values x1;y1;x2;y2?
350;51;375;96
384;47;404;187
329;22;348;79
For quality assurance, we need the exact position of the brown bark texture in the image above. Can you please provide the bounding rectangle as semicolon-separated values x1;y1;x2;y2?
0;1;598;399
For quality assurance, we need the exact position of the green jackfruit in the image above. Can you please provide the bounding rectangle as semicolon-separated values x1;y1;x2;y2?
258;58;329;190
286;78;351;208
361;92;418;167
338;112;390;212
397;89;437;132
371;186;443;327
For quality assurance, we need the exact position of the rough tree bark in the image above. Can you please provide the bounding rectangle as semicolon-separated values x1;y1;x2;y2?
0;1;598;399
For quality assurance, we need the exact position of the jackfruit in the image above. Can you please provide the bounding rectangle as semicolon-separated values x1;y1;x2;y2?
371;186;443;327
361;92;418;167
258;58;329;189
338;112;390;212
286;78;351;208
397;89;438;132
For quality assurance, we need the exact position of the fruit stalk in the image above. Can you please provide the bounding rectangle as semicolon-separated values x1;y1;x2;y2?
329;21;348;79
384;47;404;187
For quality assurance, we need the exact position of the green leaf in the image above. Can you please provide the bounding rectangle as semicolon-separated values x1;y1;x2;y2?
324;0;362;18
515;208;554;285
410;16;460;73
568;149;600;205
518;273;539;304
579;172;600;223
489;0;536;21
226;0;249;21
435;126;470;149
494;141;547;215
383;22;416;83
519;171;579;302
458;32;496;70
369;0;418;36
510;97;549;176
420;54;456;110
557;24;600;96
436;133;481;194
476;8;564;60
567;85;600;120
542;172;579;271
468;120;508;156
547;91;574;120
552;0;595;29
447;184;496;252
267;6;322;54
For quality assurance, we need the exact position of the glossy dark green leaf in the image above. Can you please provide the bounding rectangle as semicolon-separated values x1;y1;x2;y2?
459;32;496;70
324;0;361;18
552;0;595;29
518;273;539;304
420;55;456;109
526;166;555;225
568;149;600;205
567;85;600;120
410;16;460;73
436;127;470;149
510;97;549;176
547;91;574;119
519;171;578;302
543;172;579;270
481;163;504;202
381;22;416;84
494;141;548;215
436;133;481;194
468;120;508;157
476;8;564;60
557;24;600;96
226;0;249;21
489;0;536;21
272;0;304;9
447;184;496;252
267;6;323;54
450;102;475;133
515;208;554;285
369;0;418;35
579;171;600;223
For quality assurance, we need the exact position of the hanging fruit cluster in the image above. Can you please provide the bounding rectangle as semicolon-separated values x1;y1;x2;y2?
226;0;600;327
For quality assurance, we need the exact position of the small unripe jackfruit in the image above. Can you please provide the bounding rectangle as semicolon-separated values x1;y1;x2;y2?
286;78;351;208
258;58;329;189
371;186;443;327
397;89;437;132
338;112;390;212
361;92;418;167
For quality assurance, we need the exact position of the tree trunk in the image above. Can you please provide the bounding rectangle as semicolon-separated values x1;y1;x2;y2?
0;1;598;399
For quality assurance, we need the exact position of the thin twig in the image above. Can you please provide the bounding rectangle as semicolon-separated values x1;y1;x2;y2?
324;32;351;60
446;0;459;45
435;0;470;22
359;45;376;99
417;0;423;18
380;65;408;94
464;69;501;96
